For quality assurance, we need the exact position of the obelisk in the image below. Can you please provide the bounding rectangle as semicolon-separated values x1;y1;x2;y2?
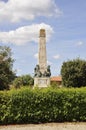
34;29;51;87
39;29;47;74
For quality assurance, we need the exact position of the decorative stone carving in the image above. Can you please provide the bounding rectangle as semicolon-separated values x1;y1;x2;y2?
34;65;51;78
34;65;42;77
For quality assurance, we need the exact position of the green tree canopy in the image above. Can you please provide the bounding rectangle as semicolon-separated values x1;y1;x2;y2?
0;46;15;90
61;58;86;87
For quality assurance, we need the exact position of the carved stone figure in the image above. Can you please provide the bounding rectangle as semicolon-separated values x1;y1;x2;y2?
34;65;42;77
34;65;51;78
46;65;51;77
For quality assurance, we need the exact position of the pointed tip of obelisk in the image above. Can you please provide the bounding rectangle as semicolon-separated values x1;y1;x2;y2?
39;28;46;37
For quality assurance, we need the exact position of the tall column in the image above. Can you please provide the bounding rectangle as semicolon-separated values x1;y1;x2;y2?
38;29;47;74
34;29;51;87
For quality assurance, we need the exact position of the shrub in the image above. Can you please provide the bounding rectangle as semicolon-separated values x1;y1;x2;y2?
0;87;86;124
13;75;34;88
12;77;23;88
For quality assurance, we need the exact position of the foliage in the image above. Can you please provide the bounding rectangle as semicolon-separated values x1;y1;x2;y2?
50;82;60;88
0;87;86;124
61;58;86;87
12;77;23;88
13;75;34;88
0;46;15;90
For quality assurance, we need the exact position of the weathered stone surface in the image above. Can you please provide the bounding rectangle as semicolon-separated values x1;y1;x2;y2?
38;29;47;74
34;29;51;87
40;29;46;37
34;77;50;87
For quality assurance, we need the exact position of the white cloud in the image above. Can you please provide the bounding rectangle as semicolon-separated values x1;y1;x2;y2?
34;53;38;59
53;54;61;59
0;23;53;45
76;41;84;46
0;0;62;23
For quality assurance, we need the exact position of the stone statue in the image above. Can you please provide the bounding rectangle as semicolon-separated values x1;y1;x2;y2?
34;65;51;78
34;65;42;77
43;65;51;77
46;65;51;77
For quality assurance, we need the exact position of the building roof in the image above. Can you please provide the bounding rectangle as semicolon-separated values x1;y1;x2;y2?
51;76;62;82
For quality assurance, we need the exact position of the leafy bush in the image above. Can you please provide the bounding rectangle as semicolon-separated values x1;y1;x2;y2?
0;87;86;124
61;58;86;87
13;75;34;88
12;77;23;88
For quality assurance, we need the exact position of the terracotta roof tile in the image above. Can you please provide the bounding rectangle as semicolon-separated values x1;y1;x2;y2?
51;76;62;82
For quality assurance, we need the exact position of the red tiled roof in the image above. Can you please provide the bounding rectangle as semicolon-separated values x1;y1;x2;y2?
51;76;62;82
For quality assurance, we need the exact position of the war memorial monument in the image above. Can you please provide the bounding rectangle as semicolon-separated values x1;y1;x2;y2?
34;29;51;87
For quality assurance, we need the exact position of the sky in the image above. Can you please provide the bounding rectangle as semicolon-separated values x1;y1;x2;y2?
0;0;86;76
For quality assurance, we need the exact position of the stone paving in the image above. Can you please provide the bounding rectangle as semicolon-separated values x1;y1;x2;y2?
0;123;86;130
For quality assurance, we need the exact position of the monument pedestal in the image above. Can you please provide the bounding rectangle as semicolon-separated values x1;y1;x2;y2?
34;77;50;88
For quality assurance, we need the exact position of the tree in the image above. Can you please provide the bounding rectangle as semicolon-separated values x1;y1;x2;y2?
0;46;15;90
12;77;23;89
61;58;86;87
13;74;34;88
22;75;34;86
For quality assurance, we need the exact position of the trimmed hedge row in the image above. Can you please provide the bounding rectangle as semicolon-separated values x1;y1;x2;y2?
0;87;86;124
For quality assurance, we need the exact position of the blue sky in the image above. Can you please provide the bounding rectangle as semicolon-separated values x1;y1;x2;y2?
0;0;86;76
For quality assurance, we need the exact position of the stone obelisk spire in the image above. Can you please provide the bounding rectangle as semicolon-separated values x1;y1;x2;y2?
38;29;47;74
34;29;51;87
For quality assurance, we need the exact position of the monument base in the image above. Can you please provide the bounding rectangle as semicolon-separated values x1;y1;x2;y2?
34;77;50;88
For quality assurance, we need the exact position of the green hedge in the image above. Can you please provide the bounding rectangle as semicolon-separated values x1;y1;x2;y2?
0;87;86;124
